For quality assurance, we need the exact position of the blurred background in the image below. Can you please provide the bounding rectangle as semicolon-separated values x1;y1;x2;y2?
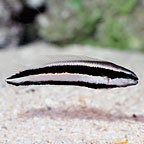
0;0;144;51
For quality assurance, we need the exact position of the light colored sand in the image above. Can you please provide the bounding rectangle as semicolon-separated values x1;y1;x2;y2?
0;43;144;144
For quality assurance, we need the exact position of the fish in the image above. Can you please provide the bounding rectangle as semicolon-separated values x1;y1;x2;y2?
6;55;138;89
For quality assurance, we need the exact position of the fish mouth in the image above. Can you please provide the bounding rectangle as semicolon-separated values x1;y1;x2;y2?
128;71;139;84
126;71;139;86
130;79;138;85
124;73;139;87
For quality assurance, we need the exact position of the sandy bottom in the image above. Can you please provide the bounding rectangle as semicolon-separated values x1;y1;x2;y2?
0;43;144;144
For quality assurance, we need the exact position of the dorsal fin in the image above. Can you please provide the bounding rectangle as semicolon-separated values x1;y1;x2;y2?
23;55;99;68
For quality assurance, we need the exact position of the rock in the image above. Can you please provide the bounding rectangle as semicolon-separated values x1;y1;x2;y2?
0;0;22;48
11;0;47;45
38;0;102;43
0;0;144;50
95;1;144;51
37;0;144;51
0;0;46;48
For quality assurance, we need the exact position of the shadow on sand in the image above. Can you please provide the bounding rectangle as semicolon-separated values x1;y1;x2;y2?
19;106;144;122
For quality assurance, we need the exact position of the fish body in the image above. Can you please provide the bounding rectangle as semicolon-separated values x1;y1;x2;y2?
6;56;138;89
